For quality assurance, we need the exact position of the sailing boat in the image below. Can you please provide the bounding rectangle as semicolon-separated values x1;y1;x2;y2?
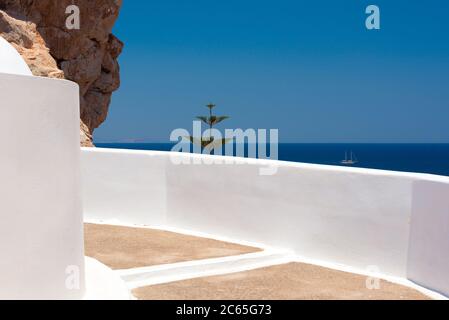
341;150;358;165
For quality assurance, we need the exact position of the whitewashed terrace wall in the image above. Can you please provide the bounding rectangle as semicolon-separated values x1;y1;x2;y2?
81;149;166;225
81;149;449;297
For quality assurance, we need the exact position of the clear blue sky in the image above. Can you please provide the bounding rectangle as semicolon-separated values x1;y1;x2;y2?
94;0;449;143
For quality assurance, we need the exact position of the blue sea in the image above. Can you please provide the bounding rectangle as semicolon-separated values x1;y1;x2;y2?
95;143;449;177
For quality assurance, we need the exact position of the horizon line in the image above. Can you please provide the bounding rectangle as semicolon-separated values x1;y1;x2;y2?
94;141;449;145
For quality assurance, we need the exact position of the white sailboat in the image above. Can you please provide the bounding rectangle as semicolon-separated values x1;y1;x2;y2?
341;150;358;165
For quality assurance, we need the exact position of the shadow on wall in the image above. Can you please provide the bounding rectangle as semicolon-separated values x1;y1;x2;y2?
407;180;449;297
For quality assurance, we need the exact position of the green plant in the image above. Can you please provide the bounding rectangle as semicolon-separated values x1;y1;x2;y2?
187;103;232;150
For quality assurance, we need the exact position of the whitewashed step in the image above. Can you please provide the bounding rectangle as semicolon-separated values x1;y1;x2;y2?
117;249;294;289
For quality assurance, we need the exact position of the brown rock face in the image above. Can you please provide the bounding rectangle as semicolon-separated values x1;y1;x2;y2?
0;0;123;147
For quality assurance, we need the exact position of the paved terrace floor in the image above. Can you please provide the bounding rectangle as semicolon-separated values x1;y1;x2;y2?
85;223;429;300
132;263;429;300
84;223;261;269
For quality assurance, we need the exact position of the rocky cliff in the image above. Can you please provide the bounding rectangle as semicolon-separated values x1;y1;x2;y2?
0;0;123;146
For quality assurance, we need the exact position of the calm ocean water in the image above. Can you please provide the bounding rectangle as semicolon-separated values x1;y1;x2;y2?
95;143;449;177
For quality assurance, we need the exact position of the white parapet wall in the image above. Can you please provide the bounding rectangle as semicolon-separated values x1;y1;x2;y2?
81;148;167;226
81;148;449;297
0;72;85;299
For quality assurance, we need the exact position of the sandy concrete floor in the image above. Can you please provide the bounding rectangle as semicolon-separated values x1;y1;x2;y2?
84;223;261;270
132;262;429;300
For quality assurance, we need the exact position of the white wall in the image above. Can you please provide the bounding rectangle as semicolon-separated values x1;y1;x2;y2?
81;149;449;297
0;36;33;76
81;149;167;226
165;153;414;278
407;178;449;297
0;73;84;299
